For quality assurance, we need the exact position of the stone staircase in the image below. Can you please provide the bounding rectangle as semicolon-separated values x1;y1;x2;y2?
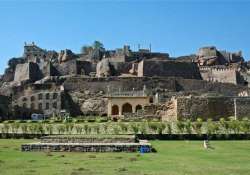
21;135;152;153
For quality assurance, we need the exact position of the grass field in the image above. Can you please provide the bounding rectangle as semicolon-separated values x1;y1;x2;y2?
0;140;250;175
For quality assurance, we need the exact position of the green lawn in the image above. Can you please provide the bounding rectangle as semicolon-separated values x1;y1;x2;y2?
0;140;250;175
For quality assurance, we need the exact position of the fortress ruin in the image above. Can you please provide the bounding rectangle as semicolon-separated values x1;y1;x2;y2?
0;42;250;121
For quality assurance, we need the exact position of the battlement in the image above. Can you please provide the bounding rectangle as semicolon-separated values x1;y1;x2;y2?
199;66;236;72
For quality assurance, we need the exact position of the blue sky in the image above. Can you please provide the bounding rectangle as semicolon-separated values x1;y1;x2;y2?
0;0;250;74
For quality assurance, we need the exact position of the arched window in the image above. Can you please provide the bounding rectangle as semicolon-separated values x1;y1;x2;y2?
31;96;35;101
149;97;153;103
23;103;27;109
111;105;119;115
135;105;142;112
122;103;132;115
31;103;35;110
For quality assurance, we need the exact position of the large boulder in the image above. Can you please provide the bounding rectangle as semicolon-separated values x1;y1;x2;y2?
81;98;107;115
96;58;111;77
58;49;75;63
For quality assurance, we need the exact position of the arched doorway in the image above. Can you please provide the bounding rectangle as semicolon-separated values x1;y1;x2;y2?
135;105;142;112
122;103;132;115
111;105;119;115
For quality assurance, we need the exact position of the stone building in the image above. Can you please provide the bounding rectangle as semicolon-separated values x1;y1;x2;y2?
106;89;151;118
11;84;65;119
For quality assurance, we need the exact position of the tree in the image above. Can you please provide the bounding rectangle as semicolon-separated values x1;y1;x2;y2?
81;45;93;54
92;41;104;49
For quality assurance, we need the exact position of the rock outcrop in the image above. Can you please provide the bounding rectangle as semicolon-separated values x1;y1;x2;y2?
58;49;76;63
197;46;244;66
96;58;111;77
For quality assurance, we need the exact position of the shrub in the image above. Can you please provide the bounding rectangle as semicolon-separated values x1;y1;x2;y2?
206;119;219;135
139;122;147;135
240;118;250;134
157;123;166;135
166;122;172;134
219;118;229;134
57;124;66;134
65;123;74;134
228;119;240;134
1;123;10;133
75;124;83;134
131;123;139;134
83;124;89;134
112;125;120;135
20;124;28;134
192;118;203;135
45;124;54;135
93;125;100;134
118;122;128;133
185;119;192;135
11;122;20;134
101;123;109;134
176;120;185;134
148;122;158;134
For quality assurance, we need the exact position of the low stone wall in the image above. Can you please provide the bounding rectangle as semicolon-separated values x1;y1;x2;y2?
21;142;151;152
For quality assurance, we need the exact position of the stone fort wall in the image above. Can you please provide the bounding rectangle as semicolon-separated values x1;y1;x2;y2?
199;66;239;85
137;60;201;79
174;96;250;120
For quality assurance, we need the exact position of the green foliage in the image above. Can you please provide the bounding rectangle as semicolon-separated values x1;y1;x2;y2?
139;122;147;135
20;124;28;134
176;120;185;134
45;124;53;135
228;119;240;134
192;118;203;135
118;122;128;133
65;123;74;134
57;125;66;134
83;124;89;134
148;122;158;134
206;119;219;135
112;125;120;135
166;122;172;134
184;119;192;134
157;123;166;135
240;118;250;134
92;40;104;49
219;118;229;134
131;123;139;134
